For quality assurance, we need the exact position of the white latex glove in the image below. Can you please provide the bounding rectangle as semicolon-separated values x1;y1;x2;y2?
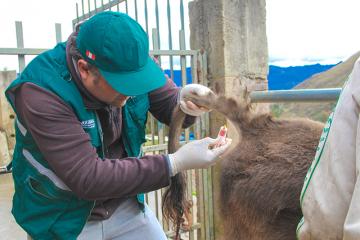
179;84;213;116
168;137;232;176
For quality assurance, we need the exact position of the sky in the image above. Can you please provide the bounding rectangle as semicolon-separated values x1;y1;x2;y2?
0;0;359;72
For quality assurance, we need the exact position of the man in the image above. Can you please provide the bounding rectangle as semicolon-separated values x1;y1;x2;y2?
5;12;231;240
297;56;360;239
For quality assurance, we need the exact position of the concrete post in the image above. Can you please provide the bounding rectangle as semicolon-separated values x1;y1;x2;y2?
189;0;268;238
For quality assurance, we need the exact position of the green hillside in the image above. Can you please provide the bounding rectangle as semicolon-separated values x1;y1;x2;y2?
271;51;360;122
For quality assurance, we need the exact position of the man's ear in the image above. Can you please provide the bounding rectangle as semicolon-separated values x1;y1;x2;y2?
77;59;90;82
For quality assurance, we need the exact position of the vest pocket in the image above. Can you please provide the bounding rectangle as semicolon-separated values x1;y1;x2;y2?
26;176;60;201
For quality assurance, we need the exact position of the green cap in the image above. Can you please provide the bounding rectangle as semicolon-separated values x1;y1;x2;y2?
76;11;166;96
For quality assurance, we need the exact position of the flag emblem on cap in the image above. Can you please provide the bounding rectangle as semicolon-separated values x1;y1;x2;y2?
86;50;96;60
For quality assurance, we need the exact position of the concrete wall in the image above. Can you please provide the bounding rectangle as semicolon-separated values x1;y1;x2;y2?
189;0;268;238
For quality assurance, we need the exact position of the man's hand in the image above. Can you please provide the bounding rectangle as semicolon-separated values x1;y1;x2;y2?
168;137;232;176
179;84;213;116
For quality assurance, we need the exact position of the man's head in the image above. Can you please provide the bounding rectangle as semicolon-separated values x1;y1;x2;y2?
74;11;165;106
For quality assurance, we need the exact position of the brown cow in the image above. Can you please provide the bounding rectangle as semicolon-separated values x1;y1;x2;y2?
163;89;323;240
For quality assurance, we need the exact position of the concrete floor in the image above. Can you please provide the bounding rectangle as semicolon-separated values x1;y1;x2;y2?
0;174;27;239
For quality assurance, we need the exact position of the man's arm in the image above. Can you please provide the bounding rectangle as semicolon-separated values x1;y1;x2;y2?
148;75;196;127
15;83;170;200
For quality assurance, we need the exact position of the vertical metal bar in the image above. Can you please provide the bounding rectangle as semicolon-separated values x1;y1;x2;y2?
208;168;214;240
155;0;160;49
201;51;210;138
198;169;205;240
55;23;62;43
202;50;212;240
94;0;97;13
134;0;138;21
155;189;159;219
180;0;185;30
145;192;149;207
151;28;165;147
179;31;187;85
152;28;160;64
179;29;189;142
203;168;210;239
125;0;128;14
15;21;25;73
88;0;91;16
187;170;194;240
76;3;80;23
116;0;119;11
109;0;112;11
101;0;104;11
144;0;149;35
150;114;155;145
166;0;174;81
81;0;85;16
192;54;198;84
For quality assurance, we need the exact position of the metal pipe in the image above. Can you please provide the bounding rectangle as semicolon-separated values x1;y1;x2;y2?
0;166;11;175
250;88;342;103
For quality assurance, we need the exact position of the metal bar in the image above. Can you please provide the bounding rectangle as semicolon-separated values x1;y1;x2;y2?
81;0;85;16
72;0;123;25
76;3;80;23
198;169;205;240
155;189;160;220
150;49;198;56
0;166;12;175
180;0;185;30
150;114;155;145
116;1;119;11
250;88;342;103
109;0;112;10
165;223;202;237
187;170;194;240
142;143;167;152
15;21;25;72
55;23;62;43
167;0;174;81
192;54;198;84
202;168;210;239
144;0;149;35
179;29;190;142
152;29;160;60
155;0;160;49
0;48;48;55
88;0;91;16
179;30;187;86
134;0;138;21
208;168;214;240
151;27;165;147
125;0;128;14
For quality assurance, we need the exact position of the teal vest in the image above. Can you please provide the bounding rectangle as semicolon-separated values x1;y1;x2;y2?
5;43;149;240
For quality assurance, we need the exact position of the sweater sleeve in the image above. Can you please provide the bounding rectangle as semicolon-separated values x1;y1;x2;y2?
14;82;170;200
148;75;196;128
